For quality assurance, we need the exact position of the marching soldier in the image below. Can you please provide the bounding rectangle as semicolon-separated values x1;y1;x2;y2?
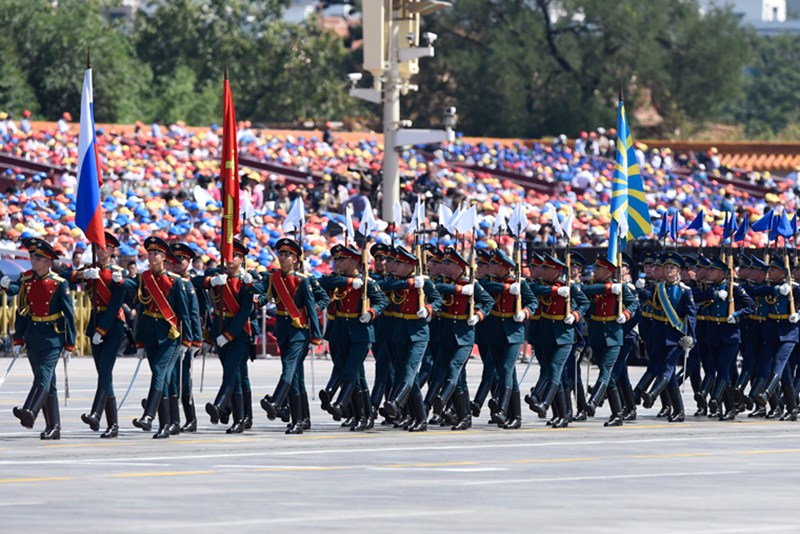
611;253;641;420
580;255;638;426
199;239;255;433
379;246;442;432
743;256;770;415
132;237;193;439
749;254;800;420
420;244;444;399
258;238;327;434
318;244;388;430
524;252;547;417
563;252;588;421
692;256;754;420
483;249;538;427
470;249;499;418
70;231;132;438
429;247;494;430
367;243;393;419
640;252;697;423
526;254;588;428
167;243;204;433
11;238;76;439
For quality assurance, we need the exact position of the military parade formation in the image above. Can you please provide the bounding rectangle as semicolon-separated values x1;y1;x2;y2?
6;219;800;441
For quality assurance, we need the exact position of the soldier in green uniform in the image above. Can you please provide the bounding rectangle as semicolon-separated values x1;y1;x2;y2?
368;243;394;423
198;239;256;433
132;237;193;439
258;238;327;434
482;249;538;428
580;255;638;426
380;246;442;432
526;254;589;428
167;243;204;433
429;247;494;430
318;244;388;430
470;249;499;417
69;231;132;438
11;238;77;440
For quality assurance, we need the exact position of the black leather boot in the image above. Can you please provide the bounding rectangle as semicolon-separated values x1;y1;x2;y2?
180;393;197;432
14;386;47;429
471;376;492;417
300;392;311;430
452;391;472;431
657;391;673;418
502;391;522;429
41;394;61;440
642;376;669;409
780;380;798;422
101;396;118;438
168;395;181;435
133;387;161;431
285;394;304;434
384;383;412;420
261;379;291;420
433;380;457;416
621;383;637;421
227;392;245;434
351;391;369;432
756;374;781;409
604;387;624;427
551;388;569;428
633;370;655;405
329;382;356;421
575;382;589;420
531;382;558;418
153;397;171;438
490;387;512;425
407;390;428;432
585;382;608;417
81;389;107;431
243;389;253;430
364;391;376;430
667;386;685;423
318;376;340;411
720;386;737;421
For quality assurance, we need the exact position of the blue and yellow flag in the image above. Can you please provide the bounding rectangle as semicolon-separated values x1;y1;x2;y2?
607;100;629;265
623;103;652;239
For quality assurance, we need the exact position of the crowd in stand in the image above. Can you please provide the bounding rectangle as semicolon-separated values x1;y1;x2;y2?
0;112;794;277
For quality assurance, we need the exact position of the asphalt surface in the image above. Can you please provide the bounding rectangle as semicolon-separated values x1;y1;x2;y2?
1;355;799;533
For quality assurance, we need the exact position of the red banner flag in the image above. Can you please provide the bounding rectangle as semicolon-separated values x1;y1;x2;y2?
220;64;239;263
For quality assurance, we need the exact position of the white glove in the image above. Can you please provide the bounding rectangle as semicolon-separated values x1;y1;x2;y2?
351;278;363;290
726;314;738;324
416;307;429;319
210;274;228;287
635;278;646;289
467;315;480;326
779;283;791;296
790;313;800;324
359;312;372;324
216;334;229;347
564;313;576;325
83;267;100;280
62;350;72;360
715;289;728;300
509;282;521;296
616;314;627;324
679;336;695;349
111;270;123;283
11;344;21;356
513;311;526;323
136;348;145;359
413;276;426;289
610;283;622;295
241;272;253;284
92;332;103;345
459;283;474;296
557;286;570;298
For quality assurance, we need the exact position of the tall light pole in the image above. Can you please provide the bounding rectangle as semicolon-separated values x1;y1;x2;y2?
350;0;453;221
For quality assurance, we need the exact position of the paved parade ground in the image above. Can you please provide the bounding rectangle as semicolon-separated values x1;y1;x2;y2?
1;355;799;533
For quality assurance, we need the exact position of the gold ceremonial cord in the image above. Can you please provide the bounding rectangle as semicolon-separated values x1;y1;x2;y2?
390;291;408;305
137;276;153;306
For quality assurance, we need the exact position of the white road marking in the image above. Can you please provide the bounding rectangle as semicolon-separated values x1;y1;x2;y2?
460;470;742;486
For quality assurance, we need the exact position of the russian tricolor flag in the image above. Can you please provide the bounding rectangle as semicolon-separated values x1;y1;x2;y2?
75;61;105;249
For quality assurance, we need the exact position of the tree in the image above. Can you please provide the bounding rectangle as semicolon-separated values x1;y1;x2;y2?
409;0;749;138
